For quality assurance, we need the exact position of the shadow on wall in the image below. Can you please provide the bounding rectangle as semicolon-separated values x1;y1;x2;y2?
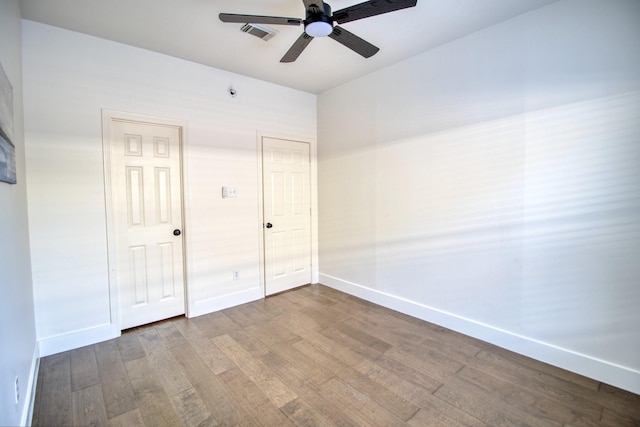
319;90;640;371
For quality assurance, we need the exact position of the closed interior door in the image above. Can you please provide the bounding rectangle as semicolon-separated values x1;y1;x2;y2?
110;119;186;329
262;137;312;295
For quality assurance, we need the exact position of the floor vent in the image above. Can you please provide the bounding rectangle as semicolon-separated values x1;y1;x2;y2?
240;23;277;41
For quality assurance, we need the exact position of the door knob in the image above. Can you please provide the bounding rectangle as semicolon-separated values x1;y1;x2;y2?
265;223;273;229
173;229;181;236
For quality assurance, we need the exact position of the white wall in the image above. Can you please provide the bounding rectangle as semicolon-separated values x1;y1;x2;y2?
0;2;38;426
318;0;640;394
22;21;317;356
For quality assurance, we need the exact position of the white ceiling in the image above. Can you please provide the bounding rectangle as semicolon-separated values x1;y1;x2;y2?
19;0;559;94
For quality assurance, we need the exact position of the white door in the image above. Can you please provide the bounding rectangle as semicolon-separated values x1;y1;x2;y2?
262;137;312;295
109;119;186;329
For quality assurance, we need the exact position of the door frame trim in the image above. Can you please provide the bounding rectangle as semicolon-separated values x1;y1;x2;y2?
256;132;318;297
101;109;189;335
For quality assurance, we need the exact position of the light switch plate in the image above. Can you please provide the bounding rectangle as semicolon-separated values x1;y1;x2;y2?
222;186;238;198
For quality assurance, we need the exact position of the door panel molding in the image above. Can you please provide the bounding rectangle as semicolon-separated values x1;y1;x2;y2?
102;109;188;334
257;132;316;296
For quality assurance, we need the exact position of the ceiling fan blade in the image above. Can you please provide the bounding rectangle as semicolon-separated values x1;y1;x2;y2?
333;0;417;24
281;33;314;63
328;26;379;58
302;0;325;14
219;13;302;26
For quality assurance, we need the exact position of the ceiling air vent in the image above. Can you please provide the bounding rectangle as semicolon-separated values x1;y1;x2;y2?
240;23;277;41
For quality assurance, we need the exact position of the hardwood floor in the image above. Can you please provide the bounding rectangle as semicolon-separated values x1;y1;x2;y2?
32;284;640;426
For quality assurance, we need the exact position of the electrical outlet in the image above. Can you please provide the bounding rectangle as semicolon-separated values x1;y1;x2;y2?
232;270;240;280
14;376;19;404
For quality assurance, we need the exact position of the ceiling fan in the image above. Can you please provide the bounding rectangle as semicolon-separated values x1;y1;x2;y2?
219;0;418;63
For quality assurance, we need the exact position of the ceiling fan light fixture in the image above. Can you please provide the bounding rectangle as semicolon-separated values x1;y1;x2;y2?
305;21;333;37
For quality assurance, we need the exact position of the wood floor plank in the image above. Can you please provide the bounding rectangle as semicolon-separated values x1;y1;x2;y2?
298;305;349;329
261;291;308;313
169;388;218;427
600;407;640;427
34;352;72;426
319;377;406;426
171;341;247;426
408;406;484;427
484;343;601;392
319;326;386;361
598;382;640;420
305;285;366;306
338;365;420;421
355;308;485;360
384;342;464;384
171;317;203;339
212;334;298;408
332;293;395;317
72;383;108;427
433;382;562;427
278;309;327;332
296;285;340;307
291;339;350;377
191;311;241;338
94;340;137;419
286;287;339;310
280;398;334;426
31;356;46;426
285;316;364;366
355;360;485;426
228;328;272;357
298;305;351;329
354;359;439;407
155;320;188;348
253;403;297;427
216;367;271;411
268;340;334;385
275;291;316;312
70;344;100;392
330;318;393;352
107;408;145;427
173;318;235;375
249;295;289;318
125;356;182;427
457;365;602;426
340;313;422;348
146;347;192;397
244;317;302;349
136;327;168;355
420;334;482;363
363;351;443;393
222;303;267;328
469;349;606;420
296;389;369;427
261;350;368;426
335;301;446;348
116;330;146;362
33;284;640;427
217;367;294;426
395;340;468;376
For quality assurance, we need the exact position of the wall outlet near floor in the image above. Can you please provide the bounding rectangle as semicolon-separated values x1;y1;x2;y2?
14;376;19;404
232;270;240;280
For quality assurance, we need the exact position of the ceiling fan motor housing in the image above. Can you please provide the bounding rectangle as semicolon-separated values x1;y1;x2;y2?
304;2;333;37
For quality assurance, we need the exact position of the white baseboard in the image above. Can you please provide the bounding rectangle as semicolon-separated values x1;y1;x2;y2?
21;346;40;427
188;286;263;318
38;323;115;357
320;273;640;395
